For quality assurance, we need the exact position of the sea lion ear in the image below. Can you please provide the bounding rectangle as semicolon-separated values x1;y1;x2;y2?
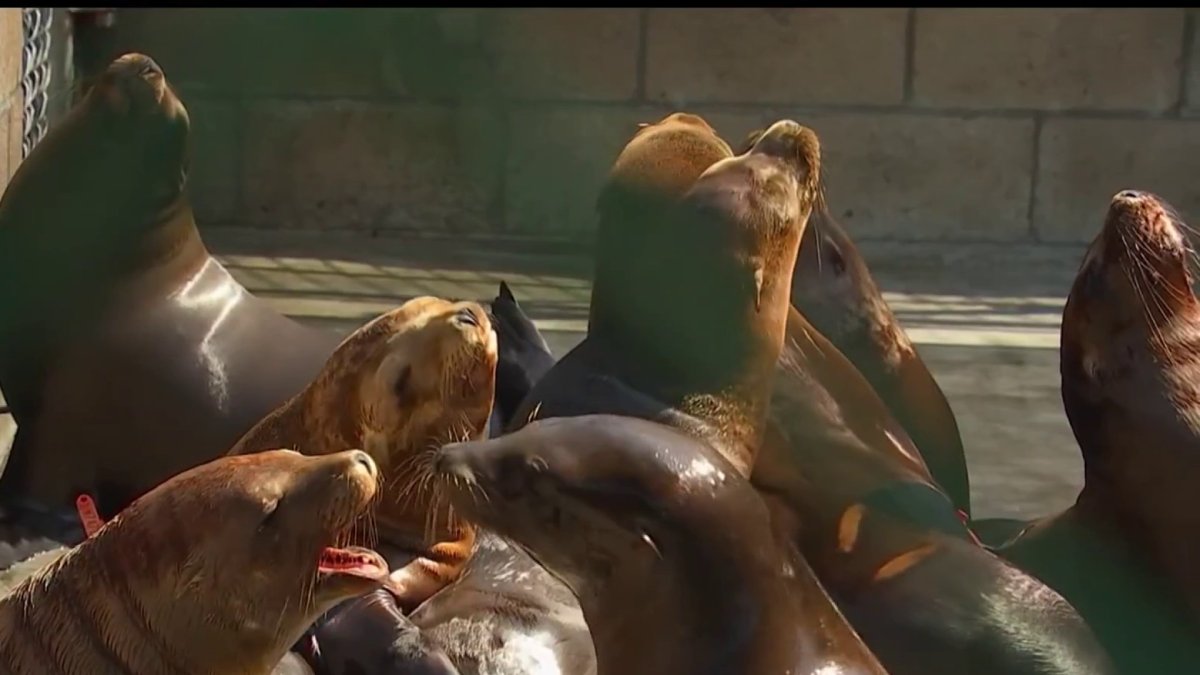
741;129;765;154
498;281;516;303
754;266;765;312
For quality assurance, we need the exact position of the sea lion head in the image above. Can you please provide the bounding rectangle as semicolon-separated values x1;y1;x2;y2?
590;112;734;330
89;53;188;126
83;53;190;194
488;281;555;430
1062;190;1200;479
435;415;769;602
299;589;460;675
0;51;191;252
298;296;497;532
77;449;386;673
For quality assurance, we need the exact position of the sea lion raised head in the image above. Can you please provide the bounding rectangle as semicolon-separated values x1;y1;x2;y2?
488;281;555;434
0;449;387;675
435;414;887;675
599;119;820;472
0;51;193;421
590;111;735;333
229;295;497;610
1061;190;1200;477
1058;189;1200;624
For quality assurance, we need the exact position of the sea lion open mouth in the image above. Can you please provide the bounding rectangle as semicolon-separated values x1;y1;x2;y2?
318;545;389;581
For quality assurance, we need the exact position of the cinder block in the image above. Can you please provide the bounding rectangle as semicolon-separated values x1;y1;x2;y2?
505;107;771;237
113;9;248;95
487;9;640;101
1034;118;1200;242
240;101;503;234
914;9;1186;110
504;106;653;238
183;97;238;227
645;9;907;105
116;9;394;97
1185;10;1200;110
796;113;1036;241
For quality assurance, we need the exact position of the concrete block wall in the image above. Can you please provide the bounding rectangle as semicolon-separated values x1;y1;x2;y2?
105;9;1196;244
0;9;23;193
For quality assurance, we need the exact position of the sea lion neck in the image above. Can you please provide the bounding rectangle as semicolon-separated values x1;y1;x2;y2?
579;536;789;675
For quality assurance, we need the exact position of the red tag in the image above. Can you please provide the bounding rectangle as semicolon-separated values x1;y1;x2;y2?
75;494;105;539
956;509;983;547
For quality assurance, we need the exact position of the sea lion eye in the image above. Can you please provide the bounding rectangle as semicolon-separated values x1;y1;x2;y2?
392;365;412;399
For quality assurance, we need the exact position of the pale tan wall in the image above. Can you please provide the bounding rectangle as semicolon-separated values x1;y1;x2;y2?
0;9;23;192
103;9;1200;243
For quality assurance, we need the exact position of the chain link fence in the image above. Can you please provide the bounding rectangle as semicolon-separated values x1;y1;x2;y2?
21;7;54;159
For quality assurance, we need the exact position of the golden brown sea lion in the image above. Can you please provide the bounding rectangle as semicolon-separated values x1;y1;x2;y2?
0;448;386;674
229;296;498;611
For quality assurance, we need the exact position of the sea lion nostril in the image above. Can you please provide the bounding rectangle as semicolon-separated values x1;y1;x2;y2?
349;450;377;479
1115;190;1142;202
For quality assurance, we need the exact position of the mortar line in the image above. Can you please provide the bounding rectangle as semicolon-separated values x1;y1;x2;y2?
635;8;649;102
1025;115;1044;242
903;8;917;104
1176;10;1195;115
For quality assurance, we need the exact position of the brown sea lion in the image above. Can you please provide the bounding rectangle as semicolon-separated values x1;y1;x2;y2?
751;319;1116;674
511;117;817;476
229;296;498;611
0;53;340;521
738;127;970;516
998;190;1200;672
437;414;888;675
0;448;388;675
794;209;971;516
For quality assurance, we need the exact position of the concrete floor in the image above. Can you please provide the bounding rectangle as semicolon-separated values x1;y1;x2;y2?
0;230;1090;520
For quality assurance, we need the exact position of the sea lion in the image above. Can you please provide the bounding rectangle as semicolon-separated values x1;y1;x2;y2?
998;190;1200;672
737;127;970;515
487;281;556;436
228;296;498;611
0;448;388;675
792;208;971;516
510;117;818;477
0;53;340;521
436;414;888;675
296;589;460;675
751;322;1116;674
399;112;750;675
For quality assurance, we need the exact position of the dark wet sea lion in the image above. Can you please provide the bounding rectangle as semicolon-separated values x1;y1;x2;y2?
487;281;556;436
999;190;1200;672
0;448;388;674
511;117;818;477
297;589;459;675
753;324;1116;674
437;414;888;675
793;208;971;516
739;127;970;515
229;296;498;611
0;53;339;520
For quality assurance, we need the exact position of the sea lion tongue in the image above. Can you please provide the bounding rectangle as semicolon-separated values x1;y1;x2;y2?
318;546;390;581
